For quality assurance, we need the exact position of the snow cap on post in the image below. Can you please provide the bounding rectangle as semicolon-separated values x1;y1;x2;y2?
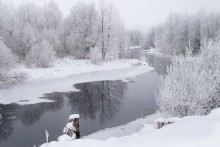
154;118;165;123
69;114;80;121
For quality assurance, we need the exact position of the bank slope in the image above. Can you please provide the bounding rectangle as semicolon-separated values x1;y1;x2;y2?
41;108;220;147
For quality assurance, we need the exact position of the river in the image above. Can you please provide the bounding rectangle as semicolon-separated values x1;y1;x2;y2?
0;49;171;147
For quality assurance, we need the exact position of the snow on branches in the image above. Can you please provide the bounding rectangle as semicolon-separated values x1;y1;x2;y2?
25;40;56;68
156;41;220;117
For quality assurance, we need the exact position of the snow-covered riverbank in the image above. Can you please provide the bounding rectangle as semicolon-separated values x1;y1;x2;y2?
0;58;154;105
15;57;148;81
143;48;174;58
41;108;220;147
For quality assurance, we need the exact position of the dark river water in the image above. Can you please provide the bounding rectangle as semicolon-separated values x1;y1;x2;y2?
0;50;171;147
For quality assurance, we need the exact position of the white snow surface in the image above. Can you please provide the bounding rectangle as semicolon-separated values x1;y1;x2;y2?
0;58;154;105
144;48;173;58
129;46;142;50
41;108;220;147
165;117;181;123
57;134;76;142
69;114;80;120
17;57;148;81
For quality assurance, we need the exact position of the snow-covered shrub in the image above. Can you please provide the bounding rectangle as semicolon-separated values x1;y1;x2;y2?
90;47;102;64
0;40;27;87
0;70;27;88
0;40;16;71
201;41;220;110
25;40;56;68
156;41;220;117
0;40;16;82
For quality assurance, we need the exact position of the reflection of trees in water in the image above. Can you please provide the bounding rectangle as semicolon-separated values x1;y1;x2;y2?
66;81;127;125
0;80;127;143
18;93;64;126
0;104;17;143
0;92;64;143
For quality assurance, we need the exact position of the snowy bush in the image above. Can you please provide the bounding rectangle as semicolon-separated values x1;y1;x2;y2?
90;47;102;64
0;40;16;82
0;40;27;87
25;40;56;68
156;41;220;117
0;40;16;71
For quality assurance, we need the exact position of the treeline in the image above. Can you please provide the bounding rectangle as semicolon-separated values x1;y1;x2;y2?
0;0;143;85
144;10;220;55
1;0;125;66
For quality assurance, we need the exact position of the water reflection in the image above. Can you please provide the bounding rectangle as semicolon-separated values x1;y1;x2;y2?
0;51;171;147
66;81;127;125
19;93;64;126
0;81;126;144
0;104;17;143
0;93;64;143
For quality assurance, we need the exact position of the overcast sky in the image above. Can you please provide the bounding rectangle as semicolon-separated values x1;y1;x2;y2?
6;0;220;32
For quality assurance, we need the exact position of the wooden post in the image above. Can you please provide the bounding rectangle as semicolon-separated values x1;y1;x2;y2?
157;122;165;129
69;114;80;139
74;118;80;139
154;118;165;129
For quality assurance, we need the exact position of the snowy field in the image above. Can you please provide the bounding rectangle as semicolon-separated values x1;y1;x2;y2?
41;108;220;147
0;58;154;105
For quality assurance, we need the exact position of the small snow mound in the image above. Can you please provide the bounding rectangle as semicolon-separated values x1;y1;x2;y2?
209;108;220;116
57;134;76;142
165;117;181;123
154;117;165;123
66;122;75;129
69;114;80;120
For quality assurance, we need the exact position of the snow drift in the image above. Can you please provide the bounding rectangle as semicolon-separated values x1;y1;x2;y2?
41;108;220;147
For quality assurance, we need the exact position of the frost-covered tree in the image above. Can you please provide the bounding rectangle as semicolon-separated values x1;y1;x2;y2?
64;1;124;60
25;40;55;68
14;2;45;60
0;40;20;86
0;40;16;71
117;22;126;59
98;0;123;60
144;27;155;49
0;0;126;66
42;0;63;54
0;1;15;49
156;41;220;117
145;11;220;55
128;30;142;47
90;47;102;64
64;2;99;59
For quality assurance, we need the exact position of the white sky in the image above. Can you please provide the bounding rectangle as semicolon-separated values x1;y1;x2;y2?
5;0;220;32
